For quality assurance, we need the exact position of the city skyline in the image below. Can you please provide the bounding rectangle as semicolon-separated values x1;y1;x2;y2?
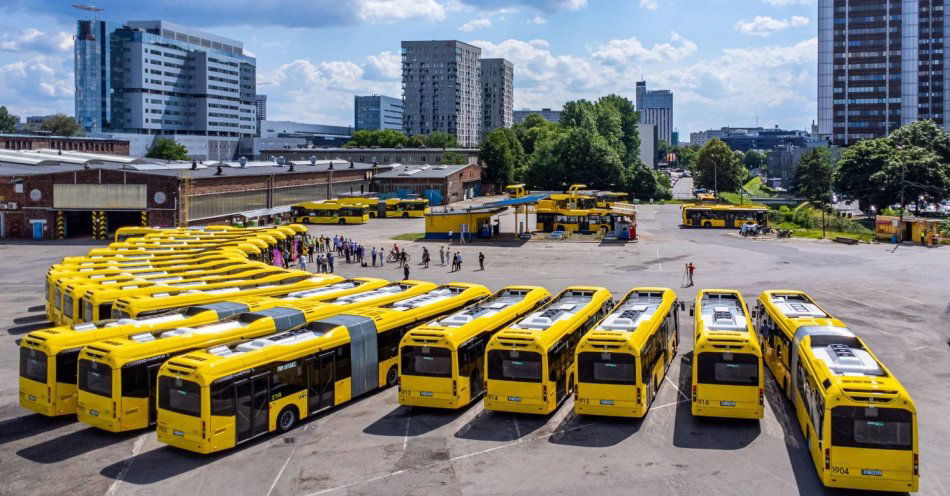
2;0;817;136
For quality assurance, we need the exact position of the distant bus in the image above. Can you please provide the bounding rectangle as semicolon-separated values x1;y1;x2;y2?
290;202;369;224
384;198;430;218
681;205;769;228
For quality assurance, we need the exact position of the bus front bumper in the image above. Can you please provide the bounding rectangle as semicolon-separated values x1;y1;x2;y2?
574;397;642;418
824;473;917;493
399;389;464;409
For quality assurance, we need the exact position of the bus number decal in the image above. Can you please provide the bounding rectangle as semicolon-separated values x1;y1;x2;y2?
831;466;850;476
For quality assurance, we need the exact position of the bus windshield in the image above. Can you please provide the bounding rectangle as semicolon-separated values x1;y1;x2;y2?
696;352;758;386
577;352;636;385
19;347;47;382
401;346;453;378
158;376;202;417
78;360;113;397
487;350;542;382
831;406;913;451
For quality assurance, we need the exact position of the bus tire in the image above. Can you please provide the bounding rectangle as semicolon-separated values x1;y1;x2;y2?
277;406;298;433
338;218;346;225
402;212;409;218
702;221;712;228
386;365;398;388
302;218;311;225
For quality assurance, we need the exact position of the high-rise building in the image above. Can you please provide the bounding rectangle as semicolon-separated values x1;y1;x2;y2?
255;94;267;122
635;81;673;144
818;0;947;145
480;58;513;139
354;95;404;131
513;108;561;124
75;20;256;139
401;40;482;147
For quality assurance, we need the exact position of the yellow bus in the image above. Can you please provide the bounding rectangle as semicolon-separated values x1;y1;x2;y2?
755;291;918;492
681;204;769;228
384;198;430;218
19;278;372;417
484;286;614;415
105;271;339;322
690;289;763;419
290;201;370;224
75;279;426;432
336;196;381;217
574;288;681;418
64;265;291;325
506;184;527;199
536;184;613;234
155;283;490;453
398;286;550;409
594;192;629;209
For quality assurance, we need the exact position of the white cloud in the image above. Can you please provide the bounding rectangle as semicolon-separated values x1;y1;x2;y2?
528;15;547;24
357;0;447;23
364;51;402;81
459;17;493;31
640;0;658;10
592;32;697;65
736;15;810;36
1;28;73;54
0;55;74;116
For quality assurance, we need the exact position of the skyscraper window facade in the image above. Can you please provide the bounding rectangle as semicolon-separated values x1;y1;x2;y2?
635;81;674;144
480;58;514;140
354;95;404;131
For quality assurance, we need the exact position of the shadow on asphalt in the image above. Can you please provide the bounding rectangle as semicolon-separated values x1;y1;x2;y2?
99;446;221;485
7;320;51;336
548;411;643;448
454;409;552;442
672;352;761;450
363;402;474;437
16;427;139;463
0;413;74;446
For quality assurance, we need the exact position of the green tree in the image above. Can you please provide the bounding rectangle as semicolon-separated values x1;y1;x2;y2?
479;128;525;189
743;149;768;171
676;144;700;170
407;134;427;147
425;132;458;148
344;129;407;148
793;147;835;238
440;151;467;165
691;139;743;193
656;140;672;163
833;139;894;213
40;114;83;136
512;113;558;155
0;106;18;133
145;138;189;160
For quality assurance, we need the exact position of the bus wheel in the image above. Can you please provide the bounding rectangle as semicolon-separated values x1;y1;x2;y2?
338;218;346;224
302;218;311;225
702;221;712;228
402;212;409;218
386;365;398;387
277;406;298;433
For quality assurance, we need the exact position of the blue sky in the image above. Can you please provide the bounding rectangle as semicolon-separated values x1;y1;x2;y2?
0;0;818;138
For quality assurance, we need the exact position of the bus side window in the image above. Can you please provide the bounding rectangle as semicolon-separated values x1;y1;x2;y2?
272;361;306;400
336;344;352;381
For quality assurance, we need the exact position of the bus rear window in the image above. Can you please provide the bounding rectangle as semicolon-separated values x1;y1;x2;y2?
487;350;542;383
831;406;913;451
577;352;636;385
696;352;759;386
78;359;113;397
401;346;452;378
20;347;48;383
158;376;201;417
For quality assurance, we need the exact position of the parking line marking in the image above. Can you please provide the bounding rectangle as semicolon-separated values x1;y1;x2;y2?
652;399;688;410
266;441;298;496
105;433;147;496
402;417;410;451
512;417;521;439
655;249;662;271
664;375;689;402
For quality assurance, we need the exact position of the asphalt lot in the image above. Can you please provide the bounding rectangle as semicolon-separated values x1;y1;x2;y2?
1;204;948;496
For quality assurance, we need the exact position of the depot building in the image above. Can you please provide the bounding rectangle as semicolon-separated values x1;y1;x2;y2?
0;149;390;239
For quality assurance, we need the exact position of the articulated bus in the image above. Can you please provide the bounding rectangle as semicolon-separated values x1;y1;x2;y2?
19;277;371;417
61;265;290;325
681;204;769;228
574;288;681;418
106;271;338;322
290;201;370;224
536;184;615;234
755;291;918;492
155;283;490;453
484;286;614;415
384;198;430;218
75;279;425;432
56;261;273;325
690;289;763;419
398;286;551;409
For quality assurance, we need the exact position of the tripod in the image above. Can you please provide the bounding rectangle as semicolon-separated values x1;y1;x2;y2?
681;266;690;288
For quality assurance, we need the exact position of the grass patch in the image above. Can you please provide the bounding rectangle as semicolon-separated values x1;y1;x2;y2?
743;176;775;197
391;232;426;241
780;225;873;242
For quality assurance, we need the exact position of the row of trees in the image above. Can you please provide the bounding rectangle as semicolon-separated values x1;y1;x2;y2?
344;129;458;149
481;95;671;200
0;107;84;136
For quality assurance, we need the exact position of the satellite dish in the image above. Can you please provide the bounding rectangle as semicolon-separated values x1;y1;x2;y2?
239;156;247;168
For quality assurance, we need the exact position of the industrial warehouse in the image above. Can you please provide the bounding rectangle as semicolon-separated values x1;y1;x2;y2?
0;149;484;239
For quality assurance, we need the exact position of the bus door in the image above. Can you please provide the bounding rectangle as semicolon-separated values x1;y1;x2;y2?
235;373;270;443
306;351;336;414
690;211;702;226
579;216;590;232
145;362;164;424
724;212;736;228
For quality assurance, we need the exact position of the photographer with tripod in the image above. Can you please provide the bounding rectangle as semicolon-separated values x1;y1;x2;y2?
683;262;695;287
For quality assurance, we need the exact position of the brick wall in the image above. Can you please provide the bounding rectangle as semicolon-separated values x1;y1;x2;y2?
1;136;130;155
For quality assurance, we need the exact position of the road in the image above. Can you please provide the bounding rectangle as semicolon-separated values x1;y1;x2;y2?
1;204;948;496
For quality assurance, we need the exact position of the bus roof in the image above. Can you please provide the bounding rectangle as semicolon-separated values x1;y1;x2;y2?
492;286;610;348
759;290;844;329
581;287;676;350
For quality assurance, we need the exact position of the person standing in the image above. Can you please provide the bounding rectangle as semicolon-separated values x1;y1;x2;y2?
327;252;335;273
422;247;430;268
371;247;377;267
439;246;445;266
686;262;695;287
478;251;485;271
455;251;462;272
403;262;410;281
299;256;308;272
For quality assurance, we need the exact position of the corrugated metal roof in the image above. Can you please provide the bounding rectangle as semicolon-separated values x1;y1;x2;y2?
483;194;551;207
374;163;474;179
